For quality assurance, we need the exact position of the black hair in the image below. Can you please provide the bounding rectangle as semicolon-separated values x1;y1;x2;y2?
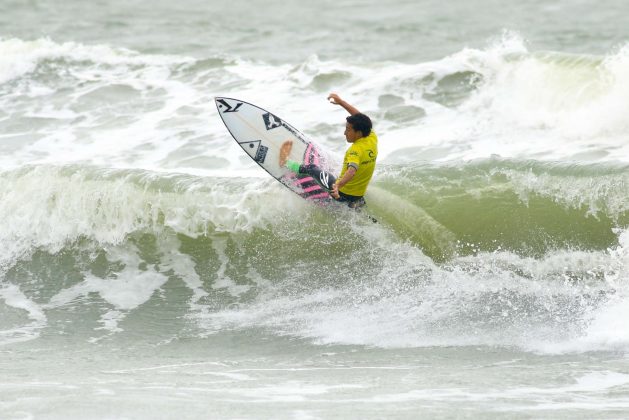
346;113;372;137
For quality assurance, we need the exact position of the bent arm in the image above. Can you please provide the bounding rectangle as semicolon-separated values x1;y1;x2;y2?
331;166;357;198
328;93;360;116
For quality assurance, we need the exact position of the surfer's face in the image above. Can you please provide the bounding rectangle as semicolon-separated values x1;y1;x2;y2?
344;122;362;143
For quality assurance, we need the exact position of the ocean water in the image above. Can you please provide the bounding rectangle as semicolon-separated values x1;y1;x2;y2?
2;0;629;418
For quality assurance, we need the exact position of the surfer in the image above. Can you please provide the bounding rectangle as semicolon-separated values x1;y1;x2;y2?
279;93;378;209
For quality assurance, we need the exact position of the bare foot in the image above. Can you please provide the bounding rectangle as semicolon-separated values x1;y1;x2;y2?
279;140;293;167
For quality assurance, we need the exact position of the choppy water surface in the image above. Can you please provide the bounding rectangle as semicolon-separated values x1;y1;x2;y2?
2;0;629;418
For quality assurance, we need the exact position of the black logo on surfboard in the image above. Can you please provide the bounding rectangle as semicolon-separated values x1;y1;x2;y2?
239;140;268;163
217;99;243;113
262;112;282;130
255;145;268;163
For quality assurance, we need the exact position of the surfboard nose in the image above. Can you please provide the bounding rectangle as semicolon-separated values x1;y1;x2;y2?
215;97;245;114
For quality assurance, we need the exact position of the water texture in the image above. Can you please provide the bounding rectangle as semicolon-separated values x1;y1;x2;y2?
2;1;629;418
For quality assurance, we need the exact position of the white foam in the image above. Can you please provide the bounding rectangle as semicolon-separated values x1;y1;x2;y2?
0;37;192;84
156;234;208;305
45;244;168;334
495;167;629;219
531;229;629;354
452;37;629;161
5;34;629;177
198;234;627;352
0;166;301;270
0;283;47;345
358;371;629;409
46;244;167;311
210;236;252;296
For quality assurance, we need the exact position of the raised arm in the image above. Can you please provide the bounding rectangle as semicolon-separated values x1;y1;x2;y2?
327;93;360;115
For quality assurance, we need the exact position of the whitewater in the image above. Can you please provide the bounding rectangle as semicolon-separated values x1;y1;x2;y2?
2;0;629;418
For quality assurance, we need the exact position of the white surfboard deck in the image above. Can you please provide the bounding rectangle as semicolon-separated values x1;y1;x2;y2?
215;97;335;201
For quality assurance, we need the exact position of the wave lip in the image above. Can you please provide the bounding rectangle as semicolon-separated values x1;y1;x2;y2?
2;158;629;268
0;165;302;271
370;159;629;260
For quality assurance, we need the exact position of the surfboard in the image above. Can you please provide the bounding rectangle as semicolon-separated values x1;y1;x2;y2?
215;97;335;201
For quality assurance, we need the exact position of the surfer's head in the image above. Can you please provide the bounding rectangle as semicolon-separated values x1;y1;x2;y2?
345;113;372;142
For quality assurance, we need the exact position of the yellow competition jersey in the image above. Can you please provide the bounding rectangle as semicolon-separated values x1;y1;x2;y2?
338;131;378;196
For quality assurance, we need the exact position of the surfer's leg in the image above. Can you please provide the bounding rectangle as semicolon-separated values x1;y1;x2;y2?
280;140;304;174
279;142;336;191
337;191;366;209
348;196;366;209
299;164;336;191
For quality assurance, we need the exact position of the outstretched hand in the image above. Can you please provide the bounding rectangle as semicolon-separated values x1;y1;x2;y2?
327;93;359;115
327;93;342;105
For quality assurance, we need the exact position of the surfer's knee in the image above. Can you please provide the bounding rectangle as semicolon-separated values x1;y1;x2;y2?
299;165;336;190
348;197;366;209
